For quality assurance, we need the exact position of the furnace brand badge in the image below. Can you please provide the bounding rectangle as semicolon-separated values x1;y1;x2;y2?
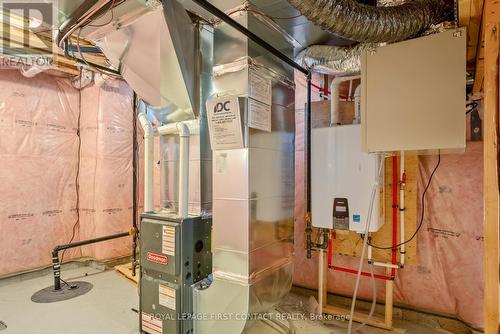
147;252;168;265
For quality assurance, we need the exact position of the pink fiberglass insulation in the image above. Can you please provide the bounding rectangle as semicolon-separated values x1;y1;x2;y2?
292;75;484;328
79;80;134;260
0;70;135;276
0;70;80;275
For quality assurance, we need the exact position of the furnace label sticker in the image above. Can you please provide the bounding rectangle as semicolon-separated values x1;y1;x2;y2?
206;95;244;150
142;312;163;334
248;98;271;132
162;226;176;256
159;284;177;311
147;252;168;265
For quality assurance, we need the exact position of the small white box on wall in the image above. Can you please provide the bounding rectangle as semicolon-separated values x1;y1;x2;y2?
361;28;466;153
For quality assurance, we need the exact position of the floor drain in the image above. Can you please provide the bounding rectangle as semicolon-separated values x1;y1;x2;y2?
0;321;7;331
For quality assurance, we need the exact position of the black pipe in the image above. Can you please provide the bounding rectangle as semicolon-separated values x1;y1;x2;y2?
306;73;313;259
191;0;308;75
52;231;131;290
132;92;138;277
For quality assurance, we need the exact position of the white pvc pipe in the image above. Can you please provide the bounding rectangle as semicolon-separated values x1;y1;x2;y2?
156;122;191;218
177;123;190;219
400;151;406;266
368;242;372;262
373;261;400;269
354;84;361;124
138;112;155;213
318;249;324;315
330;75;360;126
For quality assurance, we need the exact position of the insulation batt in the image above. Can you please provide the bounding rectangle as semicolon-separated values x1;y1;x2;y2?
293;74;483;328
0;70;135;276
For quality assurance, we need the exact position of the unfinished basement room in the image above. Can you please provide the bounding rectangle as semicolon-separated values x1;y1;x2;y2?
0;0;498;333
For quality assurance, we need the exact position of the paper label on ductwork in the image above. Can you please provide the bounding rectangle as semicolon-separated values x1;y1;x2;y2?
248;98;271;132
249;68;272;105
162;226;175;256
158;284;176;311
142;312;163;334
215;153;227;174
206;95;244;150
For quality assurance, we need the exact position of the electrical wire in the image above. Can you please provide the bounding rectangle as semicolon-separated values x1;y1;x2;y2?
366;152;441;251
60;277;77;289
87;0;119;27
60;68;83;265
212;4;303;25
466;101;479;115
75;27;121;78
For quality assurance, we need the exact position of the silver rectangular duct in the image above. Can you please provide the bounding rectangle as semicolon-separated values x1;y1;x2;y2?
193;4;295;333
160;23;214;217
93;0;196;117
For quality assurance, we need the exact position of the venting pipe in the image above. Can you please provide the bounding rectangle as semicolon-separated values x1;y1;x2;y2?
157;123;191;218
330;75;360;126
178;124;190;219
138;112;154;213
400;151;406;266
296;45;364;76
288;0;449;43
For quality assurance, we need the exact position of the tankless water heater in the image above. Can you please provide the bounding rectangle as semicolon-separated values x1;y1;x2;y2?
311;124;384;233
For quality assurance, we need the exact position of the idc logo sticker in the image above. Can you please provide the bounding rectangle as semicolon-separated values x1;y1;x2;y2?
213;100;231;113
353;214;361;223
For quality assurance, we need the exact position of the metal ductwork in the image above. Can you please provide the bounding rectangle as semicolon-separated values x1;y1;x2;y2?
296;44;373;75
287;0;450;43
80;0;196;118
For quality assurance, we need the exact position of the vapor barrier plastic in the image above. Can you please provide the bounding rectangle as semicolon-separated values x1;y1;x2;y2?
0;70;136;276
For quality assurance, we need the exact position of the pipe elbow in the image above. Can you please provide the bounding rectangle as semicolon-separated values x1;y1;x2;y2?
354;84;361;97
138;112;154;138
177;122;190;137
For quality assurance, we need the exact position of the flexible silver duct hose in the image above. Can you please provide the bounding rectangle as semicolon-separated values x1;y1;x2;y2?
288;0;450;43
296;44;373;75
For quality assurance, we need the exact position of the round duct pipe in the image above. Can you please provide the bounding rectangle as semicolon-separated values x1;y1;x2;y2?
287;0;451;43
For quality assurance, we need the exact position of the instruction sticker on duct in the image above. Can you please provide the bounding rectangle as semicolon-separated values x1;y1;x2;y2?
142;312;163;334
207;95;244;150
248;98;271;132
249;68;272;105
162;226;176;256
158;284;177;311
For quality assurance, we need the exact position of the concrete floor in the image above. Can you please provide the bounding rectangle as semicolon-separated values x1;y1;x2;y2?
0;265;469;334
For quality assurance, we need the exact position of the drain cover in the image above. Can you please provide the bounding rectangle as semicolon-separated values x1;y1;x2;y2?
31;281;93;303
0;321;7;331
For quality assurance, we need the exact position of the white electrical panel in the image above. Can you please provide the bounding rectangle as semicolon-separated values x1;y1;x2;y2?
361;28;466;153
312;124;384;233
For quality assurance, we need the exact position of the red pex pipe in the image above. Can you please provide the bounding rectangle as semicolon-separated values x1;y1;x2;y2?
391;155;398;278
311;82;330;95
310;82;350;100
328;231;392;281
